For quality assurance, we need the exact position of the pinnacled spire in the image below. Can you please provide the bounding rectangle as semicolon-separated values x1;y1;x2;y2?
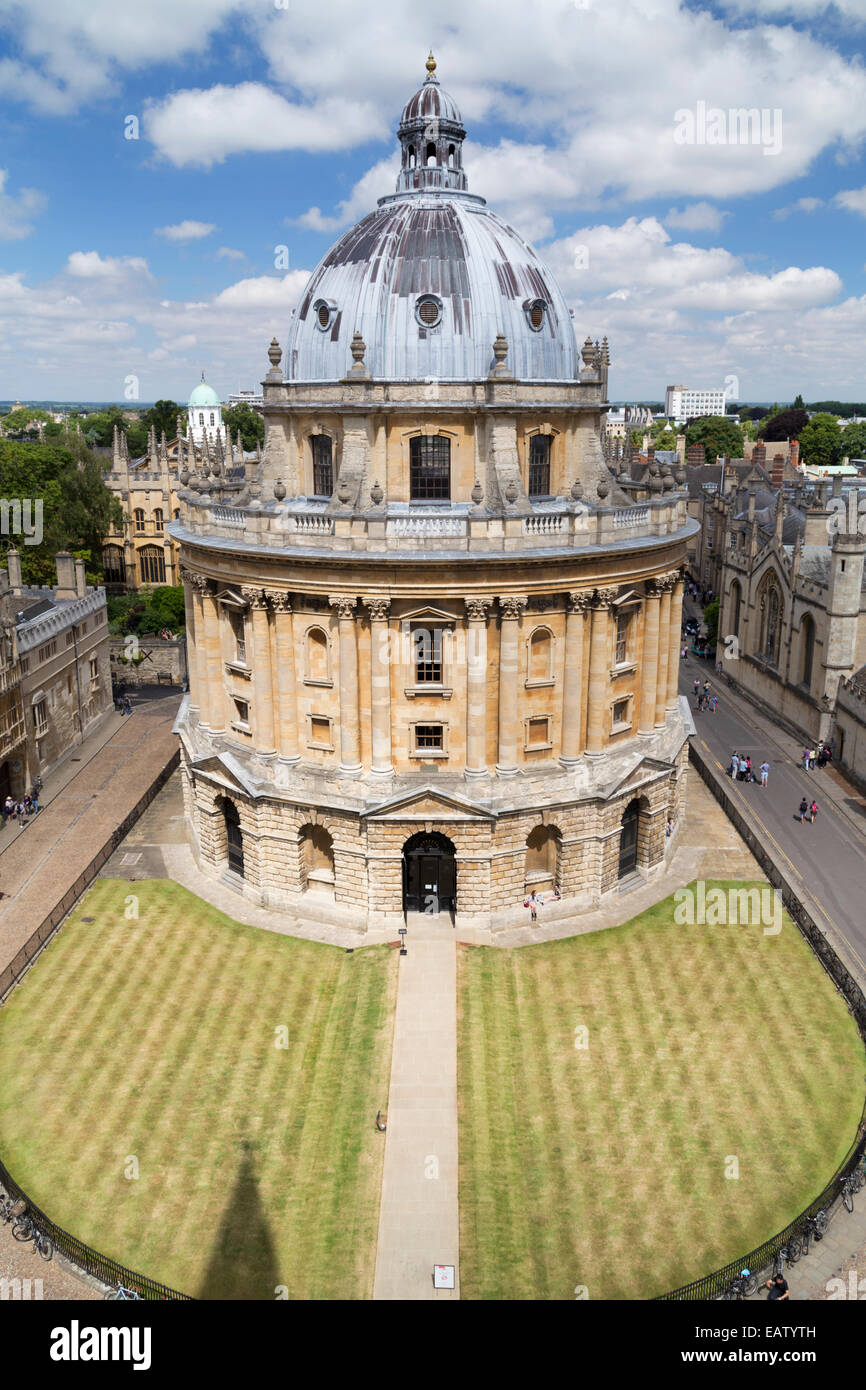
159;429;168;466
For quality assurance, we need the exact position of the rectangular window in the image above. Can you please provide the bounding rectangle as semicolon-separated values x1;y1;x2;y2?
528;434;551;497
414;724;443;750
233;697;249;726
615;612;629;664
66;630;74;646
230;611;246;664
410;435;451;501
311;435;333;498
526;716;550;749
33;698;47;734
309;716;332;747
66;672;73;695
612;698;630;729
413;626;443;683
89;656;98;683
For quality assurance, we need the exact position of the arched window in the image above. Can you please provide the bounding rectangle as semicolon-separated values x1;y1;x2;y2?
102;545;125;585
758;578;783;665
426;141;436;166
448;144;456;168
224;800;244;877
528;434;551;496
311;435;333;497
305;626;331;684
153;508;164;533
299;824;334;895
138;545;166;585
800;613;815;687
729;579;742;642
408;145;416;169
133;507;145;533
198;413;204;426
209;413;215;426
410;435;450;501
527;627;554;684
525;825;560;894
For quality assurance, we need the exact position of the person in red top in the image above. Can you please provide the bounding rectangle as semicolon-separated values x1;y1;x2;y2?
810;800;818;824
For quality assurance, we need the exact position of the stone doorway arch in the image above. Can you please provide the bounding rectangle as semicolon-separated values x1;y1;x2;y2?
402;831;456;915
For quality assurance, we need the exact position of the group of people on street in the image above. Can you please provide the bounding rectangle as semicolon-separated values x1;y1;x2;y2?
2;792;39;827
729;752;771;787
800;741;833;770
798;798;819;824
693;679;718;714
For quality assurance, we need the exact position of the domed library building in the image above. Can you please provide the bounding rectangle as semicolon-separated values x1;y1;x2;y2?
170;57;696;932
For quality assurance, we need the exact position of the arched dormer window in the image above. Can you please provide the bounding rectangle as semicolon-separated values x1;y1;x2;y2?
153;508;164;533
426;142;436;166
410;435;450;501
133;507;145;533
408;145;416;169
528;434;552;497
448;144;456;168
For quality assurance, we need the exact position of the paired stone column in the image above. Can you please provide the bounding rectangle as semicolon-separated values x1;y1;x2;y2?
179;567;198;714
585;588;618;757
243;587;276;755
329;595;362;774
202;578;225;733
495;595;528;776
667;573;685;709
186;574;211;728
365;598;394;778
654;575;674;728
638;583;662;737
464;596;492;779
560;591;591;767
267;591;299;763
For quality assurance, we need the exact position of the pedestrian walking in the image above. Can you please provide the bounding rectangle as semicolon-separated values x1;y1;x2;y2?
760;761;770;787
799;797;809;824
801;747;810;770
710;696;718;713
745;756;753;783
730;752;740;779
809;748;816;770
123;695;132;716
810;799;818;824
693;679;700;700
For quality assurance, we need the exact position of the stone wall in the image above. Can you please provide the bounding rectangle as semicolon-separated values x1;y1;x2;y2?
110;637;188;688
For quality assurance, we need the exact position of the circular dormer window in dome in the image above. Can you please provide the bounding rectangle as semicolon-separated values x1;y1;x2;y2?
525;299;547;331
415;294;443;329
314;299;336;331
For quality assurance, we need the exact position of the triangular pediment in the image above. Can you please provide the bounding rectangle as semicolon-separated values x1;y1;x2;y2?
365;784;494;822
603;755;673;800
189;751;258;798
216;586;248;609
398;604;460;624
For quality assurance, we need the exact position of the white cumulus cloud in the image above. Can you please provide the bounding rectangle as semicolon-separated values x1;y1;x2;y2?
155;220;216;241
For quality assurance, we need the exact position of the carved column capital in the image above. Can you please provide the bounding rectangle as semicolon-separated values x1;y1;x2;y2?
592;587;619;608
266;590;293;613
498;594;528;620
364;597;391;622
465;596;493;623
187;571;211;596
329;594;358;621
567;590;593;614
241;586;268;609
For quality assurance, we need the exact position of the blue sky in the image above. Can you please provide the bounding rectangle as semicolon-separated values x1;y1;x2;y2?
1;0;866;403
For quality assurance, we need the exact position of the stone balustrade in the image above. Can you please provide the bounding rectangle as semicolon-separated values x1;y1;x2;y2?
173;492;694;557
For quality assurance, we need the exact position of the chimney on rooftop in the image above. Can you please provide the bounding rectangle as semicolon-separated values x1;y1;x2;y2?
55;551;76;599
6;547;22;596
771;454;784;490
75;557;86;599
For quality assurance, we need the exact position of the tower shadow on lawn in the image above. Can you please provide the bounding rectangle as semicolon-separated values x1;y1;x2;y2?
197;1144;281;1301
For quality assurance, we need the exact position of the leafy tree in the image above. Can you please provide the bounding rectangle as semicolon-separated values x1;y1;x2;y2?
107;586;185;636
124;419;149;457
142;400;181;440
792;393;805;410
747;406;771;422
841;421;866;460
0;438;123;586
798;413;843;470
1;406;53;434
758;407;808;443
740;420;758;442
685;416;744;465
223;402;264;452
704;597;720;649
652;429;678;451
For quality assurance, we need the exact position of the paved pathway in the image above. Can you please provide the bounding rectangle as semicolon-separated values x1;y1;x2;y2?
373;913;460;1300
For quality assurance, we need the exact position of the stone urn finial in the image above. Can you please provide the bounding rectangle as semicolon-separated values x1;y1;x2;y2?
273;479;287;501
268;337;282;369
179;466;190;487
471;478;484;508
347;331;370;378
597;478;610;501
505;478;519;507
571;477;584;502
489;332;511;379
370;479;384;507
337;477;352;507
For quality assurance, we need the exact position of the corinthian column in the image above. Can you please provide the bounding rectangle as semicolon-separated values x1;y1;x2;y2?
655;577;674;728
585;588;618;757
495;594;528;776
243;587;276;755
329;595;362;774
179;566;199;715
667;572;685;709
267;591;299;763
464;596;492;779
202;577;225;733
638;582;662;737
560;591;591;767
364;597;393;778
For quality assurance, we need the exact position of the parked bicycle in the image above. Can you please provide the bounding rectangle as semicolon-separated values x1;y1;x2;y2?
0;1189;16;1224
773;1242;799;1275
840;1173;857;1213
11;1204;53;1260
717;1268;758;1300
786;1210;828;1261
105;1283;142;1301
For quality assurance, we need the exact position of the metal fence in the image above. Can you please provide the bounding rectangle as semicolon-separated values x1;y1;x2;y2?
657;748;866;1299
0;747;190;1298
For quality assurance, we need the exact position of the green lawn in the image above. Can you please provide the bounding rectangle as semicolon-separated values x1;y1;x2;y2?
0;880;398;1300
458;881;866;1300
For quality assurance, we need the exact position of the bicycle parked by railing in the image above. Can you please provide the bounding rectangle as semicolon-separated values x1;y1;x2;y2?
773;1243;799;1276
786;1210;828;1261
717;1268;758;1300
105;1282;142;1301
840;1173;857;1213
10;1202;53;1260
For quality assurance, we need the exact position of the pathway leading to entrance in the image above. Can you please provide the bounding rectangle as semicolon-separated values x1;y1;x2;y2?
373;911;460;1300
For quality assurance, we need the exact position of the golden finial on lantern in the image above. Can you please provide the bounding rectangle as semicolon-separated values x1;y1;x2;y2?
426;51;437;77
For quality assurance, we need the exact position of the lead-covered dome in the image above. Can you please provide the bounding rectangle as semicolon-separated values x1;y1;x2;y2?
286;57;578;384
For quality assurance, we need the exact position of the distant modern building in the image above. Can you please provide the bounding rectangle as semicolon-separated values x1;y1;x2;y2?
227;389;264;408
665;385;728;420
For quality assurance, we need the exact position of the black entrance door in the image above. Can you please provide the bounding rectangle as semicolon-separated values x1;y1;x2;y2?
618;801;639;878
403;833;456;913
224;802;244;877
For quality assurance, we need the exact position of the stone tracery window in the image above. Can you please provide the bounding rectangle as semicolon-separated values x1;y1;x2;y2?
758;576;783;665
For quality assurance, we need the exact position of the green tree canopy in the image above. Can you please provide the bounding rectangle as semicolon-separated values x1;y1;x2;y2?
798;413;843;470
704;597;720;648
841;421;866;460
684;416;745;465
107;586;185;636
0;438;123;586
792;393;805;410
223;402;264;452
142;400;181;440
1;406;54;434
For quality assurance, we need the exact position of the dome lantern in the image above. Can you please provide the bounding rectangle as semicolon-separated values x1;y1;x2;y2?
396;54;468;194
